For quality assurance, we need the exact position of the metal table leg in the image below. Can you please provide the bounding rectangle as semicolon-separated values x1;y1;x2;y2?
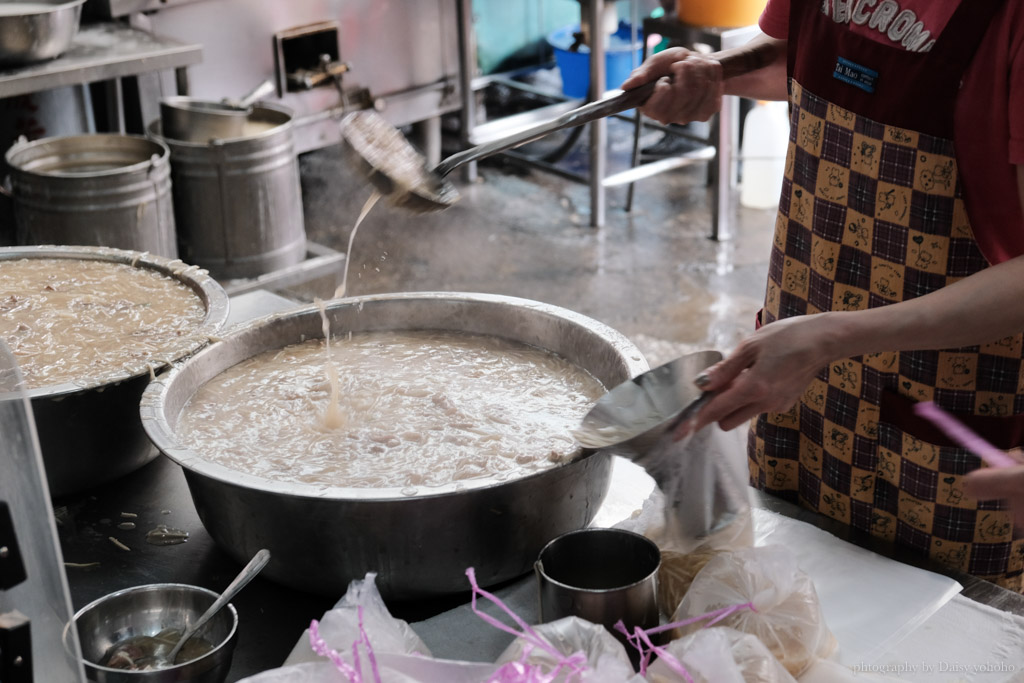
712;91;739;241
101;77;126;134
587;0;607;228
413;116;442;167
710;24;758;241
175;67;190;96
456;0;478;183
625;21;649;213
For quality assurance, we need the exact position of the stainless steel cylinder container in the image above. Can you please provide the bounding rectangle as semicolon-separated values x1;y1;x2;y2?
2;245;230;497
141;292;649;599
536;527;661;659
148;104;307;281
5;134;177;258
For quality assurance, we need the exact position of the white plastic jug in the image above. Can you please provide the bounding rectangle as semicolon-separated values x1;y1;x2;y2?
740;100;790;209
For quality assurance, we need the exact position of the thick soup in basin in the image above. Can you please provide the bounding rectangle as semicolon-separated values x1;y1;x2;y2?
175;330;606;491
0;258;207;389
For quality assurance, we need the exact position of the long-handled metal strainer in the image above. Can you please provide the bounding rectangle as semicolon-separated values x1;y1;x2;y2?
340;46;771;213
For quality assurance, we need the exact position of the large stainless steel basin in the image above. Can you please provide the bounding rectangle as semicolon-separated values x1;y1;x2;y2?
141;292;648;599
1;245;229;497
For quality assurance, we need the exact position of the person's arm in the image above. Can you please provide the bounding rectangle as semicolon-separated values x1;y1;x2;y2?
719;34;789;100
961;166;1024;525
689;163;1024;434
619;34;787;125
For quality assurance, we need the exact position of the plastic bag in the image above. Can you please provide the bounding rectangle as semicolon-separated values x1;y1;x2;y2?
670;546;837;676
645;627;798;683
632;423;751;552
242;570;659;683
283;572;429;666
240;572;503;683
239;653;500;683
623;424;753;615
495;616;642;683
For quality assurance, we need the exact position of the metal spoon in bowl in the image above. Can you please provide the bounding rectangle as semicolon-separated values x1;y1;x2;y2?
339;43;775;213
163;548;271;666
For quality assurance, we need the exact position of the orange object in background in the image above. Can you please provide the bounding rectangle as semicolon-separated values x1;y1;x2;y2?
678;0;766;27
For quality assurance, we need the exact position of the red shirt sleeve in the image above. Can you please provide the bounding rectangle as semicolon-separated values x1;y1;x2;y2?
1009;22;1024;165
759;0;790;40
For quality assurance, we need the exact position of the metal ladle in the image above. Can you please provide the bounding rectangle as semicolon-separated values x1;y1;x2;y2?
340;47;769;213
164;548;271;666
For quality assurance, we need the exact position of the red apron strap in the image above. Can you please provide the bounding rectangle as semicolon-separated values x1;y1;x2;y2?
929;0;1007;65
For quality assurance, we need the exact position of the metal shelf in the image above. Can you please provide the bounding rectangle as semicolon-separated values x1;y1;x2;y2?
455;0;758;233
0;22;201;99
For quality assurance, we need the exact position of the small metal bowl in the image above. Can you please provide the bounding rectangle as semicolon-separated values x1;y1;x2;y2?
0;0;87;66
69;583;238;683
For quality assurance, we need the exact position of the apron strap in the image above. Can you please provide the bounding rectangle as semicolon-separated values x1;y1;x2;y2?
929;0;1007;67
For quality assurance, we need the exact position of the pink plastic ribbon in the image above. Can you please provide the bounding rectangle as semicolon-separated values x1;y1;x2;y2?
913;401;1017;469
309;619;358;680
617;625;695;683
466;567;589;683
308;604;383;683
615;601;758;677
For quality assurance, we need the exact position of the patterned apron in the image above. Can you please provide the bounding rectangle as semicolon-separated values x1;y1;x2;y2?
750;0;1024;590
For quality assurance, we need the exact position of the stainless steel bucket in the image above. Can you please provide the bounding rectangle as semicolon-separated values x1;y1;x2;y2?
147;104;307;281
5;134;177;258
2;245;230;497
141;292;649;598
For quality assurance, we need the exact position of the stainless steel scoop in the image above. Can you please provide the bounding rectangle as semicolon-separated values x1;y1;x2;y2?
340;44;772;213
576;350;749;546
574;350;723;453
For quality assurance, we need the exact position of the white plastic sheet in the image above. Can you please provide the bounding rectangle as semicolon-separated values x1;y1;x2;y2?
752;508;962;667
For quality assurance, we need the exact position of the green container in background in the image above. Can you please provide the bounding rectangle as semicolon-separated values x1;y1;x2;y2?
472;0;579;74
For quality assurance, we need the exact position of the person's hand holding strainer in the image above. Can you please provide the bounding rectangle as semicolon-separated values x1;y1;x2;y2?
620;47;725;125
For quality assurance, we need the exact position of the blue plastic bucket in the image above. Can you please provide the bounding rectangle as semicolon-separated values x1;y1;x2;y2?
548;23;643;99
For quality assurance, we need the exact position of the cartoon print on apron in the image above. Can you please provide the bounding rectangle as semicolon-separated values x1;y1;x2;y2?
750;0;1024;590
